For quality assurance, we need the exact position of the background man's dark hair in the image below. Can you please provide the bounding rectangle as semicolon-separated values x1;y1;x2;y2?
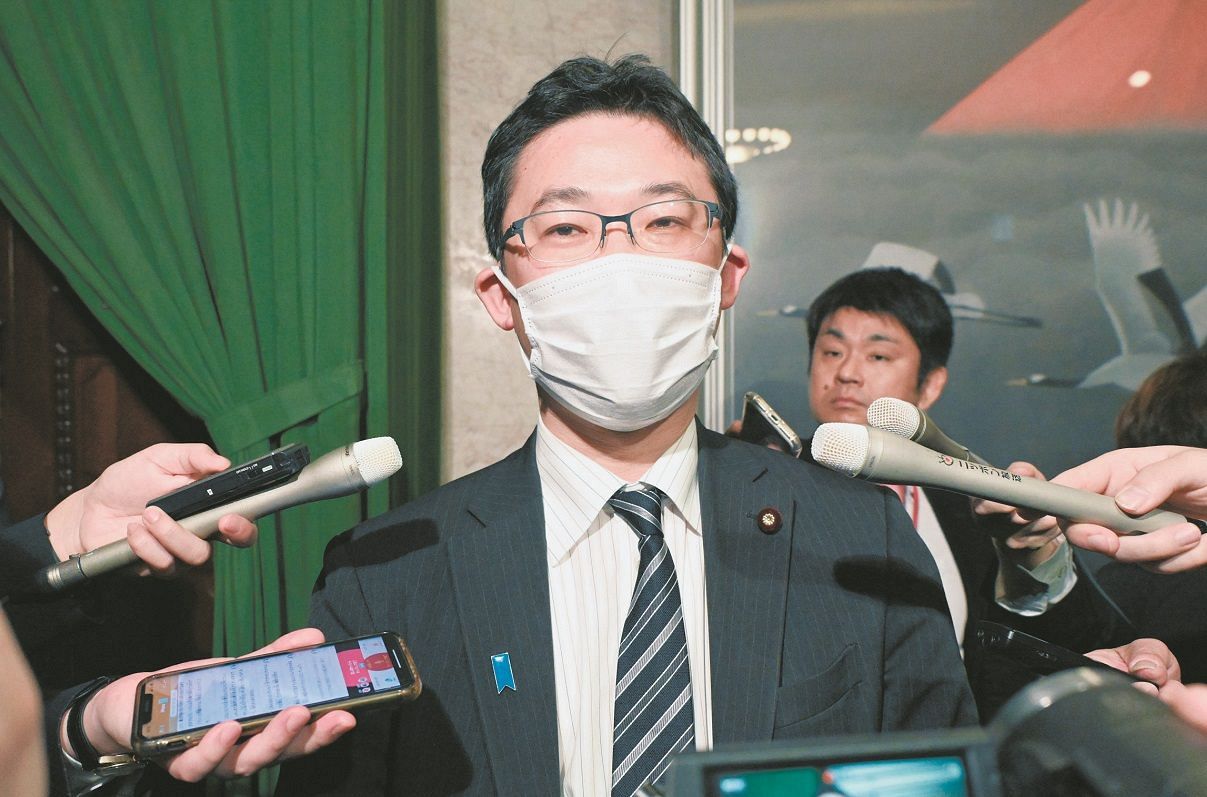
481;54;738;261
1114;345;1207;448
805;267;954;384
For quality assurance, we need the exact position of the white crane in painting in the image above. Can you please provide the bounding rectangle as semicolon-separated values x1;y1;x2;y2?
1016;199;1206;391
768;241;1042;328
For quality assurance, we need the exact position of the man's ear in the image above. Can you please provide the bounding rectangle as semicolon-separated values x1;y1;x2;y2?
917;366;948;411
720;243;751;310
474;265;517;331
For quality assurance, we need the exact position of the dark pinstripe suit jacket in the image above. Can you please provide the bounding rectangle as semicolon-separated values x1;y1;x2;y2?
922;488;1110;719
799;436;1107;719
276;426;976;795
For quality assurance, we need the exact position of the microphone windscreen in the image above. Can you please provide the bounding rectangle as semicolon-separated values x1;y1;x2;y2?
811;423;868;477
353;437;403;485
867;397;922;439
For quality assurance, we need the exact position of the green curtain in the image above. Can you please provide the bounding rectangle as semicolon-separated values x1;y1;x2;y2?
384;1;442;511
0;0;441;661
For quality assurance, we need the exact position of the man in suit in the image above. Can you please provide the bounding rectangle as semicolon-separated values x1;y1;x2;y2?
276;54;975;796
801;266;1105;715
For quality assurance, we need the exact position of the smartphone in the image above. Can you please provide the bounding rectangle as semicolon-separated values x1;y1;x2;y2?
131;631;421;758
974;620;1145;684
739;391;803;457
148;443;311;520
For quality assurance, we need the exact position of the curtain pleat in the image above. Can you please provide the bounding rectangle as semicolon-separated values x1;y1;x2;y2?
0;0;441;687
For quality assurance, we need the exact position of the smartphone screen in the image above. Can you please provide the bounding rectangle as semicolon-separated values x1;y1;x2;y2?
136;633;417;747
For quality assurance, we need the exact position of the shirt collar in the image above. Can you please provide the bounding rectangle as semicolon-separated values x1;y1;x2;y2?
535;417;701;565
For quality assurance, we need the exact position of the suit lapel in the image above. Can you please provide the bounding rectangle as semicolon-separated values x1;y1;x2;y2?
699;428;795;743
446;436;561;795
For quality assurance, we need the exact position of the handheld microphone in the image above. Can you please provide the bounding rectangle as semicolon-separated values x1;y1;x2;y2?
37;437;403;593
811;423;1205;536
866;397;991;466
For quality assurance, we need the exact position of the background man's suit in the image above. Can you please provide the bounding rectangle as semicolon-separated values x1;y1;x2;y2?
799;429;1110;719
277;427;976;795
921;488;1110;718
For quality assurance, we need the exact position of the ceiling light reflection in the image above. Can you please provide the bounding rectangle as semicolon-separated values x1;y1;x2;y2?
725;126;792;164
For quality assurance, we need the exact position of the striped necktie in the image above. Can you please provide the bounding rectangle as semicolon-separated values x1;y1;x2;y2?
608;485;695;797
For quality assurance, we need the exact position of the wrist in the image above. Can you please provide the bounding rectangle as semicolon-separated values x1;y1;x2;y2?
61;678;129;765
61;677;113;768
995;535;1062;569
61;676;147;779
82;683;129;757
45;489;88;560
1022;537;1062;569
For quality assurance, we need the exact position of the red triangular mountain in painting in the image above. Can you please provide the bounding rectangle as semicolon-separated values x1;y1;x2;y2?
928;0;1207;134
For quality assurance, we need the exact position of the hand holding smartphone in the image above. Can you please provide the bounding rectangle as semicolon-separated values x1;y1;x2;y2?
974;620;1148;684
738;391;803;457
131;632;420;759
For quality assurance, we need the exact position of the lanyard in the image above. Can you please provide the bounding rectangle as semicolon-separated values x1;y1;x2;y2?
888;483;921;528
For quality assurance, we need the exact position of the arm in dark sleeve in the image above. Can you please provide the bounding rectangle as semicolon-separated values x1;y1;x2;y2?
2;514;102;671
0;514;56;598
2;514;98;654
995;555;1129;651
929;489;1124;659
43;683;75;796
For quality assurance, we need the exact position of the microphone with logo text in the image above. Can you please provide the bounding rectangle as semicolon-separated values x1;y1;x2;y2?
36;437;403;593
866;396;992;467
811;423;1206;536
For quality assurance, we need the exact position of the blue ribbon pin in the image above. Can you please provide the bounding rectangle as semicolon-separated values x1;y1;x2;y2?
491;652;516;694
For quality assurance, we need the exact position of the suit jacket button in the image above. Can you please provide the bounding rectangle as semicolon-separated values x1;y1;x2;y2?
756;507;782;534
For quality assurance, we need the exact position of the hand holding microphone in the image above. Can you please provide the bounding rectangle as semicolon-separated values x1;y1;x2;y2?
864;398;1207;571
866;397;1063;555
41;443;261;570
811;424;1206;568
970;461;1067;558
1052;446;1207;573
38;438;403;592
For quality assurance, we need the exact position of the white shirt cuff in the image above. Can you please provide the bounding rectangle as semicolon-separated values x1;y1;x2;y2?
993;536;1078;616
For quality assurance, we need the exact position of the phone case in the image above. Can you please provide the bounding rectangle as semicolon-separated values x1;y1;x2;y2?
131;632;421;758
974;621;1141;682
740;392;803;457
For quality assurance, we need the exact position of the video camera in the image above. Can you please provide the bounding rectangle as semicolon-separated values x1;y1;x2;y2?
658;668;1207;796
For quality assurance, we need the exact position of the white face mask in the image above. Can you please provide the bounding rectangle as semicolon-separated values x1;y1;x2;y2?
492;252;725;432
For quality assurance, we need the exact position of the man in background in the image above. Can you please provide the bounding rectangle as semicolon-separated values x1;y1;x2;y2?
800;265;1103;716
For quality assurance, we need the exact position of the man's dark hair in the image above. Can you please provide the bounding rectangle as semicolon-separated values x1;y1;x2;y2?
481;54;738;261
806;267;953;384
1115;346;1207;448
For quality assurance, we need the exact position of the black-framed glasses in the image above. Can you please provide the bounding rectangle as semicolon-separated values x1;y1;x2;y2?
502;199;723;266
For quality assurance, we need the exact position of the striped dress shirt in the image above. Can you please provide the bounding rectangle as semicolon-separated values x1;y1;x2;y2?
536;418;712;797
